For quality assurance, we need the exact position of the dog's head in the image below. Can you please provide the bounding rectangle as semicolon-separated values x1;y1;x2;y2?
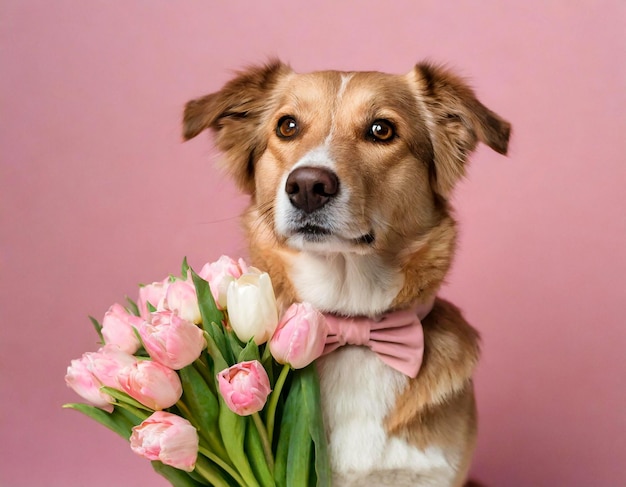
184;60;510;304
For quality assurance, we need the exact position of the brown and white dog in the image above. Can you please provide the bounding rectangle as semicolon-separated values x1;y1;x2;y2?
183;60;510;486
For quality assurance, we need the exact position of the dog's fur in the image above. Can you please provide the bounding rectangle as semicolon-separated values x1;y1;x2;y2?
183;60;510;486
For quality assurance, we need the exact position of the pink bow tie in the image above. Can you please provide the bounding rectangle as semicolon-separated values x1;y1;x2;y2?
322;299;435;378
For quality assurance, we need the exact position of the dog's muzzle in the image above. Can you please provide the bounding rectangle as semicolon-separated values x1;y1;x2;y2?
281;165;375;248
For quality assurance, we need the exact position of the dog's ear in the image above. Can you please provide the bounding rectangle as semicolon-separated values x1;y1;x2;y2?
183;60;292;194
410;62;511;197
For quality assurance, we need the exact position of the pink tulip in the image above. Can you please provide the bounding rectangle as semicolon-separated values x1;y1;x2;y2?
139;311;205;370
138;278;169;319
217;360;271;416
130;411;199;472
270;302;329;369
199;255;248;309
118;360;182;410
65;355;114;411
164;278;201;324
65;345;137;411
101;303;143;354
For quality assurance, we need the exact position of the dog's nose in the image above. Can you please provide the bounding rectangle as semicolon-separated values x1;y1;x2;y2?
285;166;339;213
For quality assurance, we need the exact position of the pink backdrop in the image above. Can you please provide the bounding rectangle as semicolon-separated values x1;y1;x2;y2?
1;1;624;486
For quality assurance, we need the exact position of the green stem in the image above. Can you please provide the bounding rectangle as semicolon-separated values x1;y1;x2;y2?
176;399;194;419
176;399;231;464
194;458;231;487
114;401;150;421
194;358;214;385
198;445;246;487
261;342;272;363
252;412;275;474
266;364;291;445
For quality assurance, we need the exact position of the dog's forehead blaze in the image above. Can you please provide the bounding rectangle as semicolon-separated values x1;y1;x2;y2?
273;71;419;129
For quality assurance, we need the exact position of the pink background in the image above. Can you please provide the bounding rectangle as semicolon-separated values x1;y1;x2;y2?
1;1;624;486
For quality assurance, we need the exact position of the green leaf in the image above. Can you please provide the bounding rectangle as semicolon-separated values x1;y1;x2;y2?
209;321;235;365
63;403;133;440
151;461;208;487
203;329;229;373
226;329;245;359
299;364;331;486
245;416;276;487
218;403;260;487
285;380;312;487
190;269;225;333
178;364;225;457
89;316;104;343
181;256;190;278
195;356;218;397
146;301;157;313
194;454;236;487
237;337;260;364
274;379;298;487
125;296;140;317
100;386;153;415
114;405;145;429
275;365;330;487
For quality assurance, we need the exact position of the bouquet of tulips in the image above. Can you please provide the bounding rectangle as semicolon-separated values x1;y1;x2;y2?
64;256;331;487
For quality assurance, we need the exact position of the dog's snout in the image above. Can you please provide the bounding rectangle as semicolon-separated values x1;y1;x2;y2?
285;166;339;213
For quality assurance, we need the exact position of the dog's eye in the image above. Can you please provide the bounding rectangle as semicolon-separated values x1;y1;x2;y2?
276;116;299;139
368;120;395;142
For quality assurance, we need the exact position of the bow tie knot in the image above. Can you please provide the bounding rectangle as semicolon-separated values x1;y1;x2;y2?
321;299;434;378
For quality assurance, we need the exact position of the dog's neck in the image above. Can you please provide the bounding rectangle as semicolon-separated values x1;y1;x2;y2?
245;208;456;316
287;251;405;317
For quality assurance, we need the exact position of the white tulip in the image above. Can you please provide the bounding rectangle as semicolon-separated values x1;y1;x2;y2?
226;268;279;345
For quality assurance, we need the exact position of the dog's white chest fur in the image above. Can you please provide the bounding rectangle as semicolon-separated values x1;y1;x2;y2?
289;252;403;316
289;252;453;482
317;348;450;480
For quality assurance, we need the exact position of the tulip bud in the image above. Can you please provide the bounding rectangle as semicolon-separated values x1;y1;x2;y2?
130;411;199;472
139;311;205;370
199;255;248;309
101;303;142;354
117;360;182;410
65;356;113;411
270;302;329;369
217;360;271;416
226;269;279;345
138;278;169;319
163;278;201;324
65;345;137;411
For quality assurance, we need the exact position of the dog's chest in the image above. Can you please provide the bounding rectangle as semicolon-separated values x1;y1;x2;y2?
288;253;452;478
317;347;450;477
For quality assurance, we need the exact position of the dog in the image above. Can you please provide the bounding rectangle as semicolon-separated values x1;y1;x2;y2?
183;60;510;486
